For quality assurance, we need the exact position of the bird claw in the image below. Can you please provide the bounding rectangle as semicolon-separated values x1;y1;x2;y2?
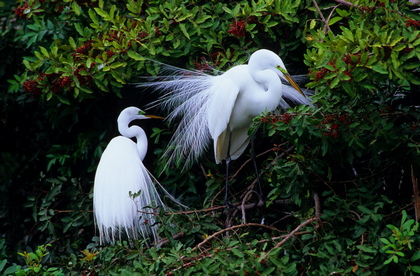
225;200;238;216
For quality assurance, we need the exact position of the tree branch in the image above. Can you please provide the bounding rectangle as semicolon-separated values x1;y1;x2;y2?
271;216;319;250
193;223;281;251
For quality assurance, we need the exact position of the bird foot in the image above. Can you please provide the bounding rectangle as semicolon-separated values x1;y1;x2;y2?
225;200;238;216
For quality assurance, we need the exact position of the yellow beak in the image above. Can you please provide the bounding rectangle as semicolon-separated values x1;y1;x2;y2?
144;114;165;119
283;73;305;97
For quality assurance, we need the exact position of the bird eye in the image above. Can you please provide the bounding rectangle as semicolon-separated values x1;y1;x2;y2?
276;65;288;74
138;110;146;115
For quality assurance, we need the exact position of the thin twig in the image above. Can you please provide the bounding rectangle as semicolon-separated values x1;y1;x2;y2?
323;5;340;33
193;223;281;251
53;209;91;213
253;230;312;245
311;0;332;34
383;203;414;220
165;200;292;217
211;144;289;208
155;232;185;248
269;213;293;227
271;217;319;250
231;144;286;180
241;190;262;224
238;145;295;201
334;0;358;8
411;165;420;222
210;186;225;211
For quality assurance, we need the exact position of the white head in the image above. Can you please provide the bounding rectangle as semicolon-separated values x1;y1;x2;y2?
248;49;286;74
117;107;147;135
249;49;304;96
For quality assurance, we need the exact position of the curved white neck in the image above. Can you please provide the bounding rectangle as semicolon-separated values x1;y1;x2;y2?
119;123;148;161
251;68;283;103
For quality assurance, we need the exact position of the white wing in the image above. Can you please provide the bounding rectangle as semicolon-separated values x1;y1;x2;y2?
206;76;241;164
93;136;164;244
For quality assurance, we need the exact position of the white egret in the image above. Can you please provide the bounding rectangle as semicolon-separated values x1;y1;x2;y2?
93;106;169;244
140;49;311;204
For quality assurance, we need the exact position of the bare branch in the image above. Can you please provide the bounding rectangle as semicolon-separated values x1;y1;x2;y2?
271;216;319;250
155;232;185;248
241;190;262;224
334;0;358;8
193;223;281;251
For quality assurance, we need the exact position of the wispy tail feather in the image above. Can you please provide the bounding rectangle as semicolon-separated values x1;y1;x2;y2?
138;66;216;170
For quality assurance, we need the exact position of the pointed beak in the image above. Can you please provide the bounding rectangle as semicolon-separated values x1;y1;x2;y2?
144;114;165;120
276;65;306;97
283;73;305;97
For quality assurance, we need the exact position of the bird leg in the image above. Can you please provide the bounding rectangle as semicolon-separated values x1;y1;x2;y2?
225;155;232;207
224;132;237;213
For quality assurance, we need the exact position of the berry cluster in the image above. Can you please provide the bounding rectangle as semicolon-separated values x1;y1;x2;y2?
74;41;93;56
14;3;29;19
23;65;93;97
23;79;42;97
319;114;351;138
260;113;293;125
228;20;246;38
280;113;293;124
406;19;420;28
14;0;96;19
194;58;213;71
106;50;114;59
74;66;93;86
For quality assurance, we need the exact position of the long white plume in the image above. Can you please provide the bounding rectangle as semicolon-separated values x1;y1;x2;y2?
138;61;312;169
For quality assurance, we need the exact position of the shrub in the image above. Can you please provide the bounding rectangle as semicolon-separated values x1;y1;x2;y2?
1;0;419;274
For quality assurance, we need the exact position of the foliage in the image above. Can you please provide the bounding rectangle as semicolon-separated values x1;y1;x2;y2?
10;0;308;103
4;244;64;276
381;210;420;273
1;0;419;275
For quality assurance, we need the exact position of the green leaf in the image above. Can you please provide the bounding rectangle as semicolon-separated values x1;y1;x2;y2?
321;139;328;156
412;38;420;47
328;17;342;26
179;24;190;40
127;50;145;61
222;6;232;14
74;23;84;37
380;238;390;245
341;26;354;42
230;248;244;258
372;64;388;74
411;266;420;273
393;255;399;263
109;61;126;69
410;251;420;262
39;46;49;58
356;245;377;253
336;8;350;17
88;8;99;25
389;37;403;47
95;8;109;19
261;267;275;276
309;19;316;29
395;251;405;257
330;77;340;88
23;60;32;70
0;259;7;272
71;1;81;15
